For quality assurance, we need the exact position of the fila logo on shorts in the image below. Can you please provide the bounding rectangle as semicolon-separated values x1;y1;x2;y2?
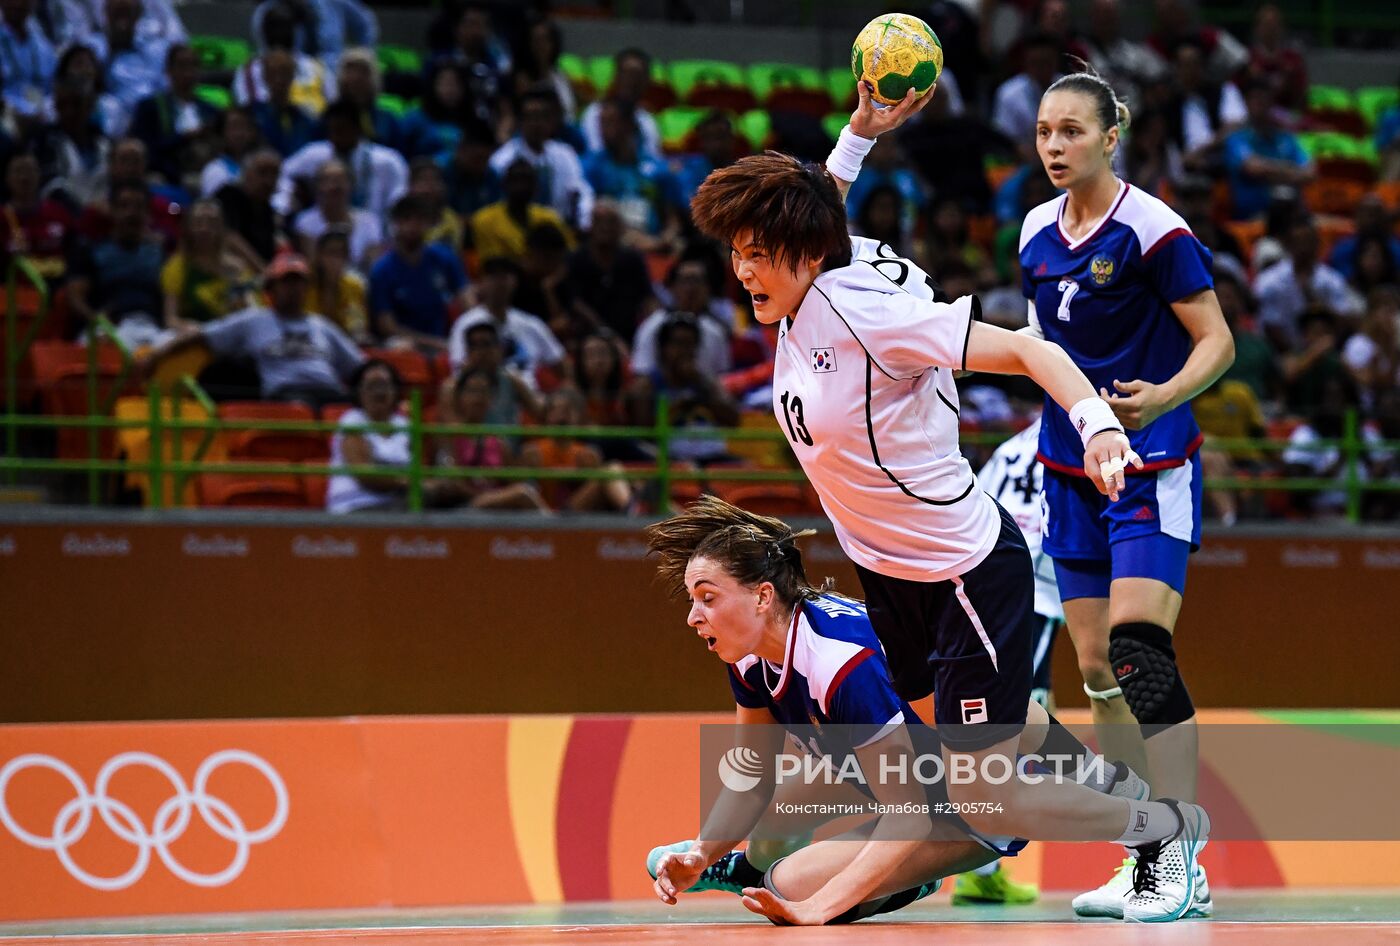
960;698;988;724
810;348;836;373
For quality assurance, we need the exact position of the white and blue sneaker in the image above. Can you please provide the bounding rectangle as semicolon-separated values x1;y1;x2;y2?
1123;800;1212;923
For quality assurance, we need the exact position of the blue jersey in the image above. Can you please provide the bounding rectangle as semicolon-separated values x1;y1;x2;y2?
728;594;918;757
1019;183;1213;477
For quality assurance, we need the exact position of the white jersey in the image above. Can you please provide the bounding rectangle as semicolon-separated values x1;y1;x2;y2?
773;237;1001;582
976;418;1062;620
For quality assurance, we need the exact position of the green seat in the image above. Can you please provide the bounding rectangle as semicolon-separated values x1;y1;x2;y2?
736;109;772;150
1356;86;1400;129
375;93;412;117
190;35;251;70
826;66;858;110
193;84;233;110
557;52;589;84
822;112;848;142
378;44;423;75
657;106;710;150
669;59;746;100
1307;84;1353;112
747;62;824;102
588;55;616;95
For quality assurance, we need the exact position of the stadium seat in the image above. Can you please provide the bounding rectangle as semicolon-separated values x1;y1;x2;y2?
658;107;710;152
712;482;821;517
28;340;134;459
557;52;589;85
669;59;746;102
1316;156;1377;185
1223;218;1267;260
1316;217;1356;259
377;44;423;75
1304;178;1368;217
112;395;224;507
219;401;329;463
194;84;233;111
196;473;309;508
1356;86;1399;129
821;112;847;142
300;461;330;509
190;35;251;70
826;67;858;111
1375;181;1400;211
735;109;772;151
1307;85;1354;113
375;93;412;118
747;63;825;102
587;55;616;95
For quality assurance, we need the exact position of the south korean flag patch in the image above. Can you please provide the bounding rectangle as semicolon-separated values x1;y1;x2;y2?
810;348;836;373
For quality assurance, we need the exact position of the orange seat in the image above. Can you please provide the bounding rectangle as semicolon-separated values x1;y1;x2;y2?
1316;217;1357;260
1374;181;1400;212
28;340;134;458
712;481;820;517
196;473;309;508
300;461;330;509
1223;219;1267;261
219;401;328;462
985;164;1018;193
1304;178;1368;217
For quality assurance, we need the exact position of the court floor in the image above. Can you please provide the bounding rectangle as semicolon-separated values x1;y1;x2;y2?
2;890;1398;945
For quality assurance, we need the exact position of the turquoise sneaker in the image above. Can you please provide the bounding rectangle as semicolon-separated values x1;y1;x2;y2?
646;841;750;894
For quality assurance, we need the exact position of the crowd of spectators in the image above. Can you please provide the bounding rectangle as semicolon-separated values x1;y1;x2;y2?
1;0;1397;518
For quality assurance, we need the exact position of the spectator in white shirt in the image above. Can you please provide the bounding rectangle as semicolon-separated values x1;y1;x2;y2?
275;100;408;218
490;88;594;230
1173;38;1246;166
292;157;385;272
992;31;1062;161
450;256;565;373
631;256;732;379
1254;216;1365;350
580;47;661;157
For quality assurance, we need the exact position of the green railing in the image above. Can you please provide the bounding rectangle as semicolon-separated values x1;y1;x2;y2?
2;382;1398;520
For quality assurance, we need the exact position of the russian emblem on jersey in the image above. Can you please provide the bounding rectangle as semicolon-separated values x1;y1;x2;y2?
960;698;988;724
1090;253;1116;286
810;348;837;373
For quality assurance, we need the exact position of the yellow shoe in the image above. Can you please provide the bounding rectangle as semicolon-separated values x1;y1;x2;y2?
952;864;1039;904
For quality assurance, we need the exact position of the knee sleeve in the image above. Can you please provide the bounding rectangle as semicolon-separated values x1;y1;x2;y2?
1108;622;1195;727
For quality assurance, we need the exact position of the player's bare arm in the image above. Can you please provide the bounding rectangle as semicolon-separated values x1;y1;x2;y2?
964;321;1142;499
1102;289;1236;430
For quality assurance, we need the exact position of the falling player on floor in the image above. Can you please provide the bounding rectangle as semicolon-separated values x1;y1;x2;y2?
685;78;1211;924
644;496;1147;925
1021;65;1233;917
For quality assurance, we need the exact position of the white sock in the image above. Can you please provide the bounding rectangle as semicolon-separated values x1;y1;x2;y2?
1115;800;1182;848
972;858;1001;877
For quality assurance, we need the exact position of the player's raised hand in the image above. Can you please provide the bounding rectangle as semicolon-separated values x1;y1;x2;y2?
1083;429;1142;501
1101;379;1173;429
740;886;829;926
652;850;705;905
849;80;935;140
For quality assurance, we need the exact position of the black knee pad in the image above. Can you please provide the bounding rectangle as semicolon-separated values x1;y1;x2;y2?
1108;622;1195;727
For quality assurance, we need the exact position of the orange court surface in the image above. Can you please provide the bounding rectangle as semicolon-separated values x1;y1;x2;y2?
2;892;1400;945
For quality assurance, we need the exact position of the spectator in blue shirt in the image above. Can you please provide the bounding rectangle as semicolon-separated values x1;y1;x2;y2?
0;0;57;121
250;48;319;157
128;44;218;185
439;119;500;217
1223;79;1313;220
582;98;677;251
1328;194;1400;280
370;194;469;349
669;110;738;211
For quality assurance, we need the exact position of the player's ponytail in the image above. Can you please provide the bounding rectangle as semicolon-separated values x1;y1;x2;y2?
1046;57;1129;142
645;494;824;606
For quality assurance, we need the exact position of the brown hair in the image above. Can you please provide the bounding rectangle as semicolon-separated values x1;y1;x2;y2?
689;152;852;274
645;494;825;606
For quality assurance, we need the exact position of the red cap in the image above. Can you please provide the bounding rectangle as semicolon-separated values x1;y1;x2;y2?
264;252;310;282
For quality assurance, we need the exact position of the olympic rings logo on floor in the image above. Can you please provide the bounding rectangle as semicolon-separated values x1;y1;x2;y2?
0;750;289;890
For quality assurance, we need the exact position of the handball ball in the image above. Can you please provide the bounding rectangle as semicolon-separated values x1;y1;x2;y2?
851;13;944;106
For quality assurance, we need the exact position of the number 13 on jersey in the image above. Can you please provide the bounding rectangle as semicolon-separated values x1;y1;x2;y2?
779;390;813;446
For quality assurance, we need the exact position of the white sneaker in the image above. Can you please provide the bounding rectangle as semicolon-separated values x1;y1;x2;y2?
1108;762;1150;802
1187;864;1214;918
1123;801;1211;923
1072;856;1137;918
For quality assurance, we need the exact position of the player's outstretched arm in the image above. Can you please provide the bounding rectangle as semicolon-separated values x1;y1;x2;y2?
825;81;934;201
655;705;785;905
964;321;1142;499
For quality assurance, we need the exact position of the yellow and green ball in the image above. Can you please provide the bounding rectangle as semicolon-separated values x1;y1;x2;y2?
851;13;944;106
